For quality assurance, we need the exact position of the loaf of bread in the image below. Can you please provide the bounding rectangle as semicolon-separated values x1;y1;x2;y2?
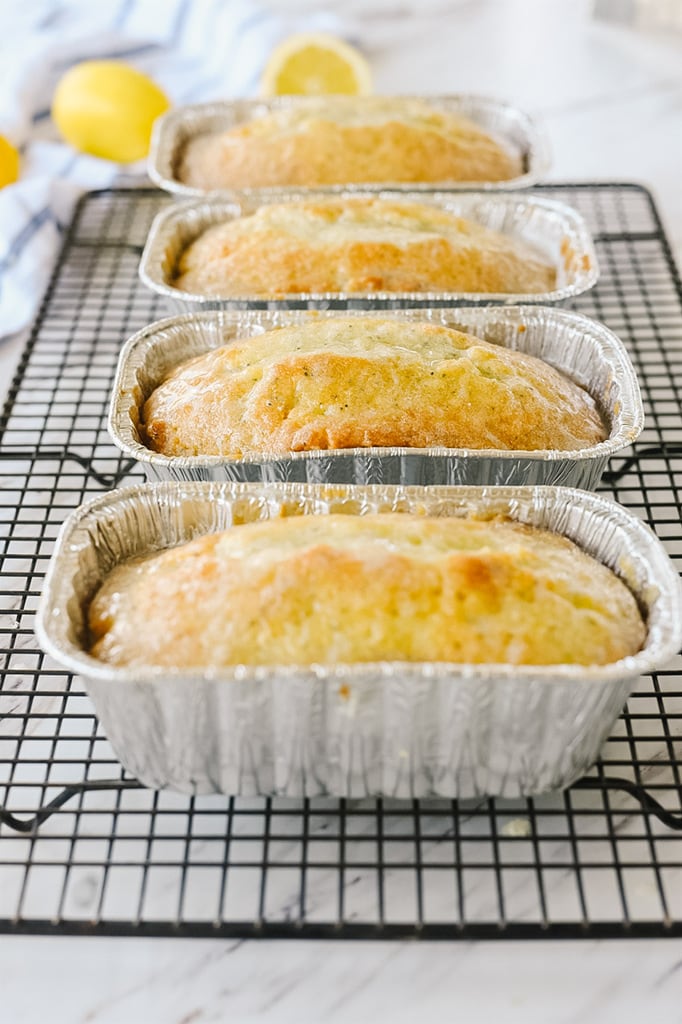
173;197;556;297
178;97;522;190
88;513;646;669
142;317;606;458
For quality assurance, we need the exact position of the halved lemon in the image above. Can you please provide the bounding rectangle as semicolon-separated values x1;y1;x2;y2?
260;32;372;96
0;135;20;188
52;60;170;163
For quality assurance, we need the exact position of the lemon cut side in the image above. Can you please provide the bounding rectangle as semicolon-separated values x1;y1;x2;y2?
260;33;372;96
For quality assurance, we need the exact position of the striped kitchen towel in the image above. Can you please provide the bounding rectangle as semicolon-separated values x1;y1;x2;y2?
0;0;342;337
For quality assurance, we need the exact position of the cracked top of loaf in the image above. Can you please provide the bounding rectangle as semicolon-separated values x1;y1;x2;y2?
174;197;555;297
142;317;606;459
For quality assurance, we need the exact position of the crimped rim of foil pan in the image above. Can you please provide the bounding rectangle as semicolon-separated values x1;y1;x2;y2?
138;190;599;308
36;481;682;688
108;306;643;471
147;94;552;198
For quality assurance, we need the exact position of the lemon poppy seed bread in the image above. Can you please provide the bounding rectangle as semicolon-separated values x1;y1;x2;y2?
141;317;606;459
178;97;522;190
88;512;646;669
173;197;555;297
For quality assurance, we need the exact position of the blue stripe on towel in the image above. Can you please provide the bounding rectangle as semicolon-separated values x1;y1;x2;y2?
180;5;272;101
0;152;76;270
170;0;191;47
115;0;135;30
0;208;59;274
0;211;60;332
53;42;161;72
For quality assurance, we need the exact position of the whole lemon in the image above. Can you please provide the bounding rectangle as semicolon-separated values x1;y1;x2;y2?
0;134;20;188
52;60;170;163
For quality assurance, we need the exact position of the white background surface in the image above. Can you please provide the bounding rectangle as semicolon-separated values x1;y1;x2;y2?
1;1;682;1021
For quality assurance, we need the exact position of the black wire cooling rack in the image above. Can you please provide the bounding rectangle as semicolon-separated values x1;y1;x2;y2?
0;184;681;940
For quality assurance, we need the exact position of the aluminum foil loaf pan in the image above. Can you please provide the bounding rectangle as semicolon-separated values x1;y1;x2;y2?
138;191;598;311
109;306;642;490
147;94;551;198
35;482;682;800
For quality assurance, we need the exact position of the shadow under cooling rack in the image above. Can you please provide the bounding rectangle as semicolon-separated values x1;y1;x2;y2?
0;184;681;940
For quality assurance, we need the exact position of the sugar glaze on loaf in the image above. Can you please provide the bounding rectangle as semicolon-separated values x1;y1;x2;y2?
178;96;522;190
174;197;556;297
142;317;606;458
88;512;646;669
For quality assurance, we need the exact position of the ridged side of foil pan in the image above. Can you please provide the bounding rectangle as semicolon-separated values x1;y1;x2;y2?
35;482;682;800
108;306;643;490
147;94;552;198
138;191;599;310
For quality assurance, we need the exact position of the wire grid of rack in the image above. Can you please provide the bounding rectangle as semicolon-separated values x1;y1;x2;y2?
0;184;681;940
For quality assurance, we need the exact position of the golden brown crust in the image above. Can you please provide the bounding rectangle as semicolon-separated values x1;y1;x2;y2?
142;318;606;458
88;513;646;669
178;98;522;189
174;198;555;297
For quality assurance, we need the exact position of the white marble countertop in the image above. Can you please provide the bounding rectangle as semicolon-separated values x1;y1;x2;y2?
1;1;682;1021
1;934;681;1023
